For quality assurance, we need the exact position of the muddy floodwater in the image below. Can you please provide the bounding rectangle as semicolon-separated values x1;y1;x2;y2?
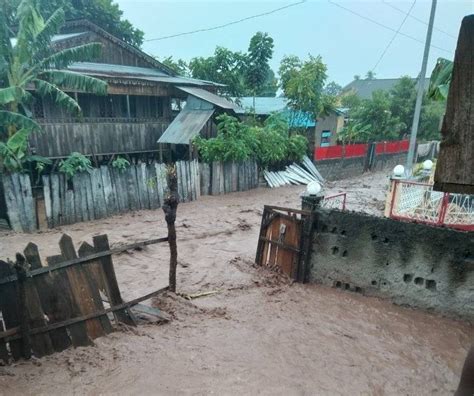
0;171;472;395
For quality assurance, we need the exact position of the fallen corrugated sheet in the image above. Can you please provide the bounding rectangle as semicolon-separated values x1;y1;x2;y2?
157;108;215;145
263;156;324;188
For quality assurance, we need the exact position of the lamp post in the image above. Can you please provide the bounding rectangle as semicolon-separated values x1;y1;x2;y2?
406;0;438;176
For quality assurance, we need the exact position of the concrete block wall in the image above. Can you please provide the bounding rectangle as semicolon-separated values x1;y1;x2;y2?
315;152;407;181
308;209;474;321
315;157;366;181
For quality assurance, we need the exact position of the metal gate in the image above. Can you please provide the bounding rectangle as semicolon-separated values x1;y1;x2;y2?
255;206;313;282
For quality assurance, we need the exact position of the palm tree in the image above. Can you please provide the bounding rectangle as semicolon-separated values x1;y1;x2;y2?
0;0;107;140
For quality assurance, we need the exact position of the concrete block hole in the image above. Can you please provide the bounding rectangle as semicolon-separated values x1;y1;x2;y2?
331;246;339;255
414;277;424;286
425;279;437;291
403;274;413;283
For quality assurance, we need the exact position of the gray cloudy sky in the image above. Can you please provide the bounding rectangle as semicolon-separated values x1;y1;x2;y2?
116;0;473;86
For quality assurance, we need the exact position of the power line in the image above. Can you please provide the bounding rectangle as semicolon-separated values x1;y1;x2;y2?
382;0;457;39
144;0;307;42
327;0;453;54
371;0;417;71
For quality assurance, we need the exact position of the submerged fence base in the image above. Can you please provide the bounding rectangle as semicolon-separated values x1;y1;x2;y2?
1;160;259;232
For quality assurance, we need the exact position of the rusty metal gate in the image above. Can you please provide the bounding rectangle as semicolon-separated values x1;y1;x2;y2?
255;205;314;282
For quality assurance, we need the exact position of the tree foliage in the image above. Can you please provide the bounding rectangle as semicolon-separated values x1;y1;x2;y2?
8;0;144;47
279;54;335;126
245;32;274;98
162;32;277;98
339;77;446;143
193;113;308;167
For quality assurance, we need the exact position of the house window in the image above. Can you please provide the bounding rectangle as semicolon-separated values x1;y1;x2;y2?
321;130;332;147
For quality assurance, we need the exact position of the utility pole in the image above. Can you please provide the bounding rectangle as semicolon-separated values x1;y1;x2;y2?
405;0;437;175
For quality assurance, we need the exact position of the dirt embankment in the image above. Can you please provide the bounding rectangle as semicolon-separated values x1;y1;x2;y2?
0;171;472;395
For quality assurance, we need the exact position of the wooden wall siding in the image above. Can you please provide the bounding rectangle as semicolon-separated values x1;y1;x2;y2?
2;160;259;232
39;94;166;121
54;31;154;68
29;121;169;158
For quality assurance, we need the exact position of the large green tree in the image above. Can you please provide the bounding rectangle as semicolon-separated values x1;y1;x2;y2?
339;77;446;143
8;0;144;47
389;76;416;135
166;32;277;98
279;54;335;127
0;0;107;170
245;32;274;103
189;47;248;97
340;90;403;142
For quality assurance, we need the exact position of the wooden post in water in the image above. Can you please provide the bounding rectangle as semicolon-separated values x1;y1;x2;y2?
162;165;179;292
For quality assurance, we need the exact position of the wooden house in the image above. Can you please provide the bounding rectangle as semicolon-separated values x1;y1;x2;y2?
28;20;239;162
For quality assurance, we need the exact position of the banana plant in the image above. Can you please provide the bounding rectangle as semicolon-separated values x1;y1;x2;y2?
0;128;51;172
427;58;453;101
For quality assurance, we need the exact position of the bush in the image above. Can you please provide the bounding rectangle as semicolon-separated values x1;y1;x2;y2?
112;156;130;172
193;113;308;167
59;152;92;178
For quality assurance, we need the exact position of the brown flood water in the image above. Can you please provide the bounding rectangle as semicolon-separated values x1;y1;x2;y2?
0;171;472;395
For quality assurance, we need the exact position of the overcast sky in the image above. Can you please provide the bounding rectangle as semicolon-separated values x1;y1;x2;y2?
115;0;473;86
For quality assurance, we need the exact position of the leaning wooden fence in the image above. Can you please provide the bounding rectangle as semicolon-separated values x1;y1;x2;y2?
0;234;168;364
1;160;259;232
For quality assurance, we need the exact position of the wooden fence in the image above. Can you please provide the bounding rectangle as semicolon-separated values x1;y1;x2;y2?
1;160;259;232
0;234;169;364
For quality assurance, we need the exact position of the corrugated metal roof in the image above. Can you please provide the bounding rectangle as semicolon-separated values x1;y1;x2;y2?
342;78;430;99
158;108;215;145
235;97;288;115
67;62;224;87
11;32;87;47
69;62;169;77
177;86;240;110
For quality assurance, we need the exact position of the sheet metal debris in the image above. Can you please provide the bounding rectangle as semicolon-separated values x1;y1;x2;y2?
263;156;324;188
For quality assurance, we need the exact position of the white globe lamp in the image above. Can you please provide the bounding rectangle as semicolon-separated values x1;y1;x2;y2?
423;159;433;171
306;181;322;196
393;164;405;178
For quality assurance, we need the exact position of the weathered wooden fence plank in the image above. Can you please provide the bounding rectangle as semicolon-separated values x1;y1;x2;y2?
146;164;159;209
84;172;95;221
186;161;192;201
224;162;232;193
77;243;113;335
59;235;105;340
155;163;165;207
101;166;117;216
3;175;23;232
93;234;136;326
91;169;107;219
0;260;22;360
18;174;36;232
193;160;201;199
23;243;72;352
135;164;148;210
64;190;75;225
199;163;210;196
126;167;139;211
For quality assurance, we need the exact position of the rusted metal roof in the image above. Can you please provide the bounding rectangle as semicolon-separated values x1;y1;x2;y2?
157;108;215;145
177;86;240;110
